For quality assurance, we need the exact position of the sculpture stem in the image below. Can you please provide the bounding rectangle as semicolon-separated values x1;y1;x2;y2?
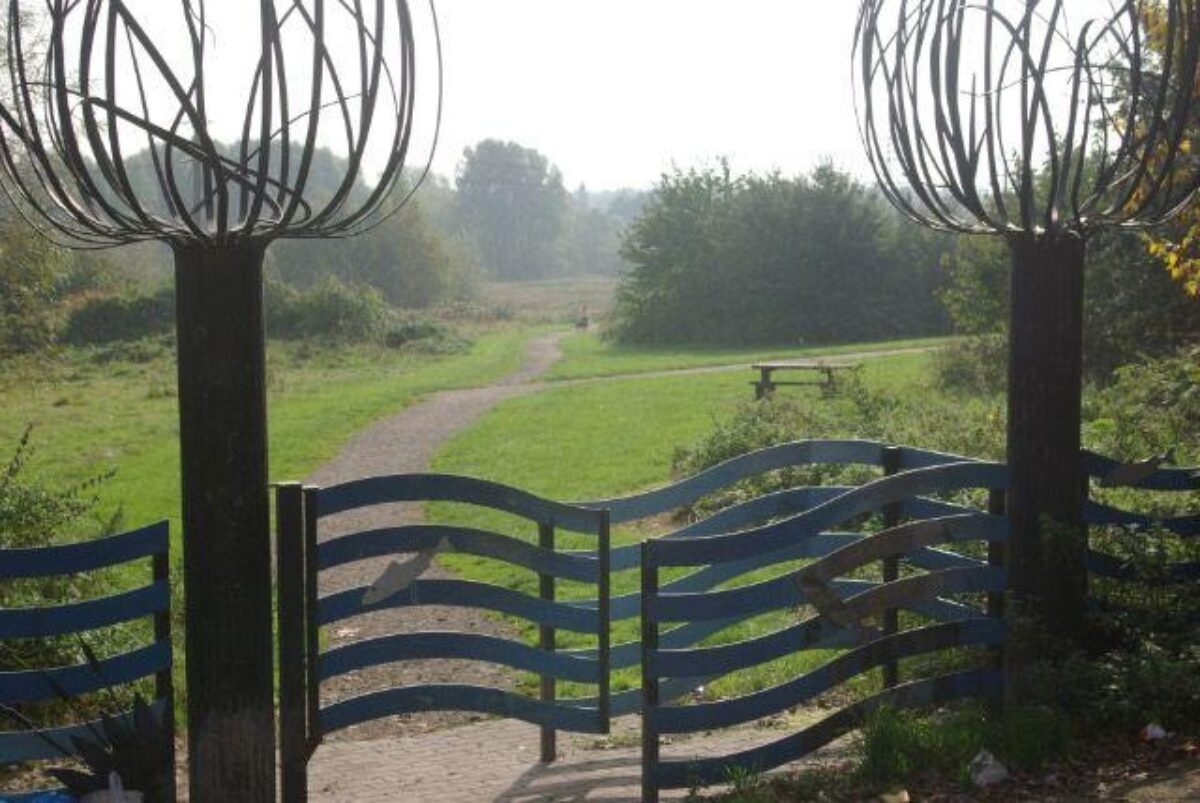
1006;233;1088;644
174;241;275;803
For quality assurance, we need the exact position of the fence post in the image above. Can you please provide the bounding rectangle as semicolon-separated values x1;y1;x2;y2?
276;483;308;803
538;522;557;764
881;446;903;689
152;531;177;803
641;540;660;803
598;510;612;731
988;488;1008;711
302;487;322;757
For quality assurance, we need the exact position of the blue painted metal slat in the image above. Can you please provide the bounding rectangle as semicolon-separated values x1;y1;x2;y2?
649;463;1009;566
1082;450;1200;492
319;632;602;684
0;699;169;764
0;582;170;639
586;441;889;523
319;685;605;736
651;617;852;680
1086;551;1200;584
317;474;604;534
316;525;599;582
317;580;600;633
651;669;1002;789
0;522;168;579
0;642;171;705
1083;501;1200;537
652;621;1005;733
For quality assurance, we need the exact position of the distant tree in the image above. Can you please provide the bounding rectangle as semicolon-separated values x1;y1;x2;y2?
455;139;569;280
612;162;951;345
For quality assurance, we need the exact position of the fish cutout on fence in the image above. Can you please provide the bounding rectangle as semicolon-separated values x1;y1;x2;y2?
795;571;880;644
361;537;452;607
1101;448;1176;488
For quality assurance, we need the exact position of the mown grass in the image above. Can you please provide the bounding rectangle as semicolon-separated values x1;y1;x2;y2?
0;325;537;548
430;351;942;700
543;332;956;381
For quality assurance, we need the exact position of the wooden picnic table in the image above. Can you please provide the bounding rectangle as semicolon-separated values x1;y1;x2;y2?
751;360;862;400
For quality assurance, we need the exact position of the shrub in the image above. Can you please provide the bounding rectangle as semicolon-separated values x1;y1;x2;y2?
266;277;390;342
0;425;118;674
932;335;1008;395
64;287;175;345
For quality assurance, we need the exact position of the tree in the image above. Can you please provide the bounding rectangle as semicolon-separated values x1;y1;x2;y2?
612;161;951;345
1140;2;1200;298
0;215;68;354
455;139;569;280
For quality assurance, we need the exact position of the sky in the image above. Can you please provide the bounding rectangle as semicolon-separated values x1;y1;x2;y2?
431;2;869;190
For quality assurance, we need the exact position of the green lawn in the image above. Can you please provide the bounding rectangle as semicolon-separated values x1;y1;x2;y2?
0;325;537;546
543;332;956;381
430;351;941;700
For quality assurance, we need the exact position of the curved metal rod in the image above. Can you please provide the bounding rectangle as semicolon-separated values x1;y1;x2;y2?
0;0;442;248
854;0;1200;237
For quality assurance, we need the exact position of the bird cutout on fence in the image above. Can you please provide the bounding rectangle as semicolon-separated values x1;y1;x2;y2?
795;570;880;645
1101;448;1176;488
362;537;452;607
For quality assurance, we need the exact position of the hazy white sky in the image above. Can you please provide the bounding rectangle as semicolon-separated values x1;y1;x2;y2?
431;2;868;190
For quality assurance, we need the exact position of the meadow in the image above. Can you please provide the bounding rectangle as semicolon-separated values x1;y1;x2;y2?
0;325;537;547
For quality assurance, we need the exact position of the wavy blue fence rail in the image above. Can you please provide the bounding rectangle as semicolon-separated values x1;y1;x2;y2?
274;477;610;803
638;462;1009;800
0;522;175;801
1082;450;1200;589
561;440;988;716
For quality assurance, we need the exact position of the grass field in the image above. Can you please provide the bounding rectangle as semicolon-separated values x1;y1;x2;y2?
0;325;538;548
543;331;957;381
430;350;943;700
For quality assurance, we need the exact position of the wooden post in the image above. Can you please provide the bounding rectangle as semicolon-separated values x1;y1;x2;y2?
756;367;773;400
538;523;557;764
1006;234;1088;643
598;511;611;730
640;540;660;803
987;488;1008;711
174;241;276;802
303;486;322;756
152;541;176;803
277;483;308;803
881;446;902;689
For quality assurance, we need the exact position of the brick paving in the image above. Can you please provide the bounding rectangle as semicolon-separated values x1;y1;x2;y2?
307;715;848;802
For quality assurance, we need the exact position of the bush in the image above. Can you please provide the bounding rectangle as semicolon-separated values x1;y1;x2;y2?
0;221;70;355
266;277;390;342
933;335;1008;395
64;287;175;345
0;426;117;674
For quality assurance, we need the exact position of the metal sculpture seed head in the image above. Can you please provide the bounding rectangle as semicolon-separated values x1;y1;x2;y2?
0;0;440;248
854;0;1200;237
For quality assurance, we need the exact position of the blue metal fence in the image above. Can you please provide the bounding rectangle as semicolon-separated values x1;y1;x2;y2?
275;476;610;803
637;461;1008;799
0;522;175;800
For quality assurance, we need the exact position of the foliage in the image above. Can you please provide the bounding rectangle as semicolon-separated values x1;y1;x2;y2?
938;229;1200;382
1139;2;1200;297
64;288;175;346
1083;346;1200;460
931;335;1008;395
0;425;116;678
455;139;570;280
265;277;392;342
857;704;1070;786
1;648;171;801
611;162;953;346
268;195;479;309
0;217;70;354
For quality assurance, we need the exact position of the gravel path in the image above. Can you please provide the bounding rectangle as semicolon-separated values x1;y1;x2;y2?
306;332;568;741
